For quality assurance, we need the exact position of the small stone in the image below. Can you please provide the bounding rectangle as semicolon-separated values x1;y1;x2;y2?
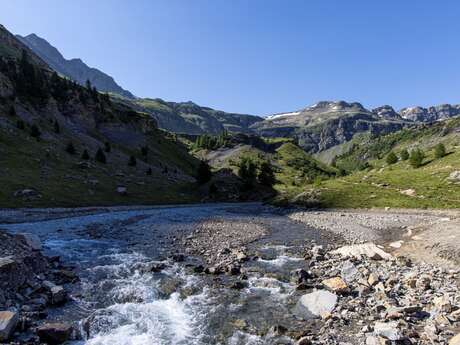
322;277;348;293
368;273;379;286
36;323;72;344
0;311;18;342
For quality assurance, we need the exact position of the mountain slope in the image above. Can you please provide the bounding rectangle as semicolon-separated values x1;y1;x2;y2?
134;98;263;135
17;33;135;99
0;24;201;207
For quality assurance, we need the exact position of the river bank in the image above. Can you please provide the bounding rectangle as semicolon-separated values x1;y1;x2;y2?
0;204;459;344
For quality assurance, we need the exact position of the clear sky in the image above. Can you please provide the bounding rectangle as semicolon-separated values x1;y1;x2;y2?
2;0;459;115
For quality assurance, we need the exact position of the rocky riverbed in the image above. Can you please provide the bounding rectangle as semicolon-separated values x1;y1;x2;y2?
0;204;459;344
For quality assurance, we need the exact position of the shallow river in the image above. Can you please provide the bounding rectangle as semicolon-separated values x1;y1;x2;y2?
1;203;331;345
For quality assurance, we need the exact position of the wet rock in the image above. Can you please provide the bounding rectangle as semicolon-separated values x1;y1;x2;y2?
332;243;393;261
291;268;311;284
0;311;18;342
322;277;348;293
231;281;247;290
225;264;241;275
15;233;42;251
36;322;72;344
373;321;402;341
171;254;185;262
205;266;222;275
193;265;204;273
42;281;67;305
293;290;338;320
148;262;167;272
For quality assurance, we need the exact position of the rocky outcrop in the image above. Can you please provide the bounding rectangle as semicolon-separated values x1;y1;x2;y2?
400;104;460;122
17;33;135;99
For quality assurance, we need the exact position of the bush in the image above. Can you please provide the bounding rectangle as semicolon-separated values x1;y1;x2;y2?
434;143;446;158
81;149;90;160
104;141;111;153
16;120;25;130
257;161;276;187
400;149;409;161
386;151;398;165
65;142;76;154
30;124;41;139
196;160;212;184
95;148;106;163
146;167;152;175
9;106;16;116
409;148;425;168
128;155;137;167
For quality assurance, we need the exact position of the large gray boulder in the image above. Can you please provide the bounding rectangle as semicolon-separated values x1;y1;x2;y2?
15;233;42;251
293;290;337;320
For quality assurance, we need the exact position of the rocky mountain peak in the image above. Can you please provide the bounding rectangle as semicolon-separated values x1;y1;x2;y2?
372;105;402;120
306;101;367;113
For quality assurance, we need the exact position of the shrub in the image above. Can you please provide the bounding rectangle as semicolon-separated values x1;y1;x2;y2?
386;151;398;165
30;124;41;139
9;106;16;116
434;143;446;158
81;149;90;160
146;167;152;175
128;155;137;167
196;160;212;184
141;145;149;156
409;149;425;168
16;120;25;130
400;149;409;161
65;142;76;154
95;148;106;163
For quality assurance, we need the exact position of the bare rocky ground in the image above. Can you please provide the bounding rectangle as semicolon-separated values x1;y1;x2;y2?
179;207;460;344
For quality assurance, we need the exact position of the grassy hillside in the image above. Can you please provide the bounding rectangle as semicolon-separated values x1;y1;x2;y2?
276;118;460;208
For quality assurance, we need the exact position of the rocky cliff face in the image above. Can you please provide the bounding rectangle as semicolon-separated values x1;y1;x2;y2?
252;101;409;153
17;33;135;99
399;104;460;122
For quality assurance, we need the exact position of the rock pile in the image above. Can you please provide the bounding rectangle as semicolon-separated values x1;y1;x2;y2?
0;230;77;343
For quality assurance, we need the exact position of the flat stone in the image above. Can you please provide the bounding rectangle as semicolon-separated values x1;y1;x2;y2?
293;290;338;320
332;243;393;261
36;322;72;344
0;311;18;342
341;261;360;283
373;321;402;341
322;277;348;293
15;233;42;250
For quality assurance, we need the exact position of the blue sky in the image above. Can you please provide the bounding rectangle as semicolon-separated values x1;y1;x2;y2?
2;0;460;115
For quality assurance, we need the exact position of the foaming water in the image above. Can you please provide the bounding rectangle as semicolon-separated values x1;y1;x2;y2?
246;276;294;299
257;255;303;267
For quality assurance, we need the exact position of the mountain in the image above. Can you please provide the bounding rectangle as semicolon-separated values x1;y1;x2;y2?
134;98;264;135
16;33;135;99
18;32;264;135
251;101;409;154
0;24;201;207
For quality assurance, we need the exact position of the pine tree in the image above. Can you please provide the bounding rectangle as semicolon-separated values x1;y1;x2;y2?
400;149;409;161
95;148;106;163
8;106;16;116
54;120;60;134
434;143;446;159
146;167;153;175
238;156;257;189
386;151;398;165
65;142;76;155
141;145;149;156
409;149;425;168
81;149;90;160
30;124;41;139
104;141;111;153
257;161;276;187
128;155;137;167
196;160;212;184
16;120;25;130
